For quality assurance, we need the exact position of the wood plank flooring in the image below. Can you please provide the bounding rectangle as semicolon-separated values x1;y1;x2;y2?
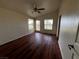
0;32;62;59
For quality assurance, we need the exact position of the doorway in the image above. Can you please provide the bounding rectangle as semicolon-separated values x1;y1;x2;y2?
36;20;40;31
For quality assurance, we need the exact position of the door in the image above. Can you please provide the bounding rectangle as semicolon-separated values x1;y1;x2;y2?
36;20;40;31
73;23;79;59
58;16;79;59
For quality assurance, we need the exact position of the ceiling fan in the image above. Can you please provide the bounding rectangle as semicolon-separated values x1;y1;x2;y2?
32;0;45;13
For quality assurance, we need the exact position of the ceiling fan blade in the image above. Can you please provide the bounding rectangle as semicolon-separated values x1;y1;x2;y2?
38;8;45;10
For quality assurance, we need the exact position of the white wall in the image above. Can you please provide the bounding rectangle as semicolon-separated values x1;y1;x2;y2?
0;8;34;45
59;0;79;59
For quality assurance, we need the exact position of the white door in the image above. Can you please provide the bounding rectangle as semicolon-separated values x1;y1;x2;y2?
58;0;79;59
73;24;79;59
36;20;40;31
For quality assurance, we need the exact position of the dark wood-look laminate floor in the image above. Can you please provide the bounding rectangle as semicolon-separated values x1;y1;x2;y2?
0;32;62;59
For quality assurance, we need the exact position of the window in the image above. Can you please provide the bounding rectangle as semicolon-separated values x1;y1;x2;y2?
44;19;53;30
36;20;40;31
28;19;34;31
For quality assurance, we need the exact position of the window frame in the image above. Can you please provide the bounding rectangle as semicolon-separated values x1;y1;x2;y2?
28;19;34;31
44;19;53;30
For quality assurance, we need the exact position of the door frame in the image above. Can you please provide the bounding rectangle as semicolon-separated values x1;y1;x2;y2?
57;15;62;39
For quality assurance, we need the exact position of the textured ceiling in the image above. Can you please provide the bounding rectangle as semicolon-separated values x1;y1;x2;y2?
0;0;61;18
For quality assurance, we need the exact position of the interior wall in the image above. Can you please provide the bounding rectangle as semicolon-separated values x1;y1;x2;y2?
36;10;59;35
0;8;34;45
58;0;79;59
